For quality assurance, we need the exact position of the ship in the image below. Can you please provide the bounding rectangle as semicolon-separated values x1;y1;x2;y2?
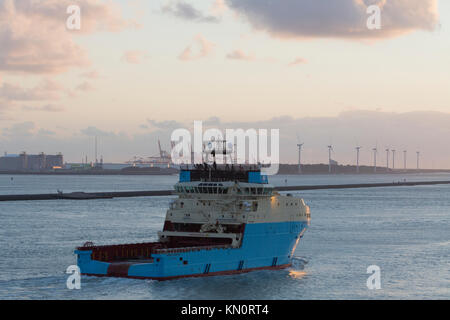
122;139;180;174
75;163;311;280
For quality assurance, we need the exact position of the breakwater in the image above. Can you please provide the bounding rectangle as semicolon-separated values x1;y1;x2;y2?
1;180;450;202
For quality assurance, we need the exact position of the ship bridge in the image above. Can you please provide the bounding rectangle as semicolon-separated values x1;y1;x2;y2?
179;164;269;184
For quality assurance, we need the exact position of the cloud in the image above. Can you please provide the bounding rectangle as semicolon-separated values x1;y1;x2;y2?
288;57;307;66
76;81;95;92
79;70;102;79
162;1;220;23
1;110;449;168
225;0;439;40
81;126;116;137
226;49;255;61
0;80;62;101
179;35;215;61
121;50;149;64
146;119;184;131
211;0;227;16
37;129;56;136
0;0;130;74
2;121;36;138
22;104;65;112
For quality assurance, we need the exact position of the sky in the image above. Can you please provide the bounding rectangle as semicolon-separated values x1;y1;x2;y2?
0;0;449;168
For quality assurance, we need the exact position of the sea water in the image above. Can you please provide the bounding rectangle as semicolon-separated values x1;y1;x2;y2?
0;173;449;299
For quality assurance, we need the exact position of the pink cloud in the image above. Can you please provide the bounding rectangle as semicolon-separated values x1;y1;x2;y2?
0;80;62;101
288;57;307;66
0;0;131;74
179;35;215;61
226;49;255;61
76;81;95;92
22;104;65;112
121;50;149;64
79;70;102;79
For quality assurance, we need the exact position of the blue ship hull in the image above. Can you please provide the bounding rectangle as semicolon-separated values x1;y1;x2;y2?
75;221;308;280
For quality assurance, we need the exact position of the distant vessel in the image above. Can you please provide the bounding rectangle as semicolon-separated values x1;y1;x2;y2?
125;139;179;170
120;166;178;175
75;163;310;280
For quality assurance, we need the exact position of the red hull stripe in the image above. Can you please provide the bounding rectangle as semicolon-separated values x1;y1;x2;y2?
83;263;291;281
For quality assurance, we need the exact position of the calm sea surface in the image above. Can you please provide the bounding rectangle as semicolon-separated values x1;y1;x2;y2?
0;173;449;299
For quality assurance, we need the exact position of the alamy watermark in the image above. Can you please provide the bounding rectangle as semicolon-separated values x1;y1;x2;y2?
66;5;81;30
66;265;81;290
367;5;381;30
366;265;381;290
65;3;380;32
171;121;280;175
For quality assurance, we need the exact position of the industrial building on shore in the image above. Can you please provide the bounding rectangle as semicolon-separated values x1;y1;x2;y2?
0;152;64;172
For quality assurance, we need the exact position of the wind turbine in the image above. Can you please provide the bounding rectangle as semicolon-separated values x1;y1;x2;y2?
296;133;304;174
403;150;407;171
385;147;390;172
391;149;396;170
372;146;378;173
328;145;333;174
297;143;304;174
416;151;420;170
94;136;98;167
355;146;362;174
